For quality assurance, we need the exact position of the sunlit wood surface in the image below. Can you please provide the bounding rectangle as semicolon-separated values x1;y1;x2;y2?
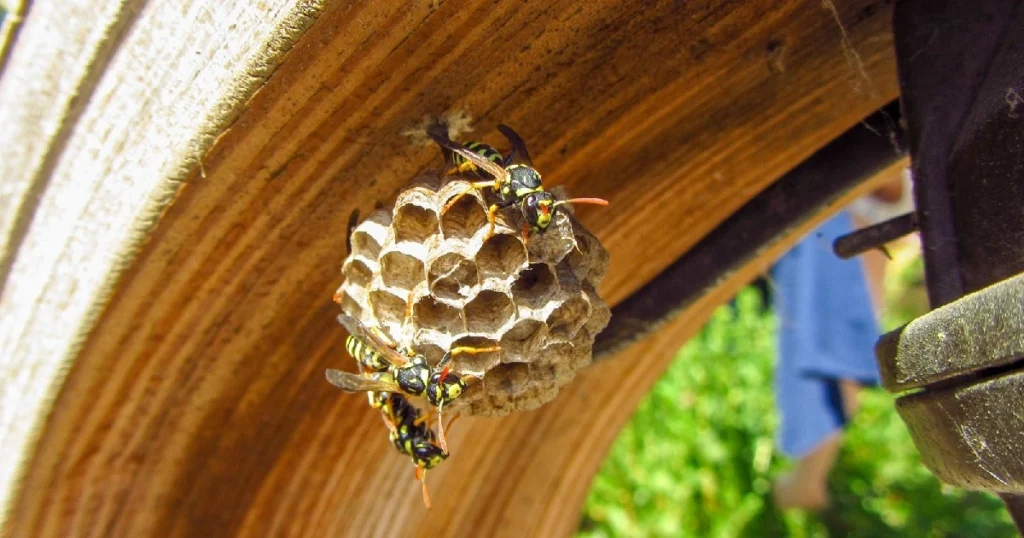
0;0;897;535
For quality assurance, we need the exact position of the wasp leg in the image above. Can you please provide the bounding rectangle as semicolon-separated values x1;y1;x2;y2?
376;394;399;434
437;401;462;453
405;292;414;325
412;405;455;453
485;204;502;241
413;409;437;428
441;181;494;215
483;199;518;241
438;346;501;376
416;465;432;509
443;345;501;359
444;412;462;435
399;291;417;357
445;159;481;176
379;408;398;434
376;405;395;434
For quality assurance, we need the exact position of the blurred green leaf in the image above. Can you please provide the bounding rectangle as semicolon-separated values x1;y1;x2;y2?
579;285;1015;537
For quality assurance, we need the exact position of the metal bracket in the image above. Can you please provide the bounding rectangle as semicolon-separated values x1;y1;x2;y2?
876;273;1024;491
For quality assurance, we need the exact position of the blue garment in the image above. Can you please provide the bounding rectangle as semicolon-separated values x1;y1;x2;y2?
771;210;881;458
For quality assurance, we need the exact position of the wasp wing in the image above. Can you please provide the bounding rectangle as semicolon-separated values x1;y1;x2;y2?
428;130;510;182
336;313;410;366
325;369;401;393
496;124;534;167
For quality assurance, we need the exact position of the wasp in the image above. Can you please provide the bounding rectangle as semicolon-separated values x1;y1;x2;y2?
329;313;498;452
362;391;453;508
337;313;432;395
345;331;392;373
429;124;609;241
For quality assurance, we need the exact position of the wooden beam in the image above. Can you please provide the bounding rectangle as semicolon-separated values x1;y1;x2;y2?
0;0;326;525
596;103;906;357
1;0;898;535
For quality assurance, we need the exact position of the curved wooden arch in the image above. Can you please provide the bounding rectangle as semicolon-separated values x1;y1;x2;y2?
0;0;898;535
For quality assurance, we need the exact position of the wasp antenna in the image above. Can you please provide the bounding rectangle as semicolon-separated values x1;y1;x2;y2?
414;409;436;427
416;467;432;509
554;197;609;208
405;291;415;327
438;401;449;453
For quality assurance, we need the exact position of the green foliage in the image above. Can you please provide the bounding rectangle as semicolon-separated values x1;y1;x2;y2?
579;287;1014;538
881;247;929;331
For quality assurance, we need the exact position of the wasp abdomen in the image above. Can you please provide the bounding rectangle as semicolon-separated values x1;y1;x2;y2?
345;335;390;372
457;141;502;163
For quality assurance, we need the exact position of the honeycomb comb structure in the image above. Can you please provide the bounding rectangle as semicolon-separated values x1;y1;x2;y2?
336;173;611;416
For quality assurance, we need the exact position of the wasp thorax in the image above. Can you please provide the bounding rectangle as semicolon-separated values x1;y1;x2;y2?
394;357;430;396
506;165;543;197
337;172;611;417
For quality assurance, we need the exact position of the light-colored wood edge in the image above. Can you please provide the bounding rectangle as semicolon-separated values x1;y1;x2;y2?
0;0;327;526
0;0;27;76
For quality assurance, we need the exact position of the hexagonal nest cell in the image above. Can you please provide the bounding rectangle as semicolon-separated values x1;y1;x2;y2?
333;171;611;416
428;252;479;301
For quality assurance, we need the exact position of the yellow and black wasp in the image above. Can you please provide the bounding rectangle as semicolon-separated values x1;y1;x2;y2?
366;391;454;508
429;124;610;241
338;315;432;396
328;313;497;452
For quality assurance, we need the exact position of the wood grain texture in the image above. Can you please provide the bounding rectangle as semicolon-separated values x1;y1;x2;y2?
9;167;891;538
0;0;326;526
1;0;899;535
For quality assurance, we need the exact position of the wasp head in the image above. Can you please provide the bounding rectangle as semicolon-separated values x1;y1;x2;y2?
427;371;468;406
521;191;557;233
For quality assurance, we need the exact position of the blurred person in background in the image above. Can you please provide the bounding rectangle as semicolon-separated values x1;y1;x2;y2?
771;168;912;510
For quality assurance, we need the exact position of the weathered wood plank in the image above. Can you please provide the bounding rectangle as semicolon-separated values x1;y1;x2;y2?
1;0;898;535
0;0;325;526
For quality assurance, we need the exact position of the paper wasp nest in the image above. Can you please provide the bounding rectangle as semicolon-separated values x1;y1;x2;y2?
336;174;611;416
